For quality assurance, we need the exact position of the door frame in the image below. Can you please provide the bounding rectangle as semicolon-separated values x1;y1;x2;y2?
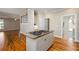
61;14;77;41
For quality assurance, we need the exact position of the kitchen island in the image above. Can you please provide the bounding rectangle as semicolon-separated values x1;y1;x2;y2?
26;30;54;51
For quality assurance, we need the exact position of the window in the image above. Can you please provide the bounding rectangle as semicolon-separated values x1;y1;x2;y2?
0;19;4;29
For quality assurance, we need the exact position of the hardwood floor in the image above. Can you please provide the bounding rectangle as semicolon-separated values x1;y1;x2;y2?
48;37;79;51
0;30;26;51
0;30;79;51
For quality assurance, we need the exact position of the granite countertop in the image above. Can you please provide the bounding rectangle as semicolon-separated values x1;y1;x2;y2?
26;31;53;39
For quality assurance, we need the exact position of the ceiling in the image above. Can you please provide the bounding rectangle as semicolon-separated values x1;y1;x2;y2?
34;8;67;13
0;8;67;19
0;8;26;15
0;8;26;19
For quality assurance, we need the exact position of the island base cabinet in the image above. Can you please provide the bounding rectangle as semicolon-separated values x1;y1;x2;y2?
37;33;53;51
26;37;37;51
37;36;47;51
26;32;53;51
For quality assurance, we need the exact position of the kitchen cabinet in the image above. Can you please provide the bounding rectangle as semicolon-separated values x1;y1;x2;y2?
26;32;54;51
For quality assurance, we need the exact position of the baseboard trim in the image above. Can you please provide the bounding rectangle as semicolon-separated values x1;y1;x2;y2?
54;35;62;38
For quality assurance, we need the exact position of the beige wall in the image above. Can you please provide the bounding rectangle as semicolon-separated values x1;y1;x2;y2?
4;19;20;31
0;19;20;31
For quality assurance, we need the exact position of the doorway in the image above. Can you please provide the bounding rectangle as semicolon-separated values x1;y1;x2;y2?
44;18;50;31
62;14;76;40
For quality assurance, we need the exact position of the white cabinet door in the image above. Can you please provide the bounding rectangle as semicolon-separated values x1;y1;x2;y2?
37;36;47;51
26;32;53;51
26;37;37;51
45;33;53;50
36;32;53;51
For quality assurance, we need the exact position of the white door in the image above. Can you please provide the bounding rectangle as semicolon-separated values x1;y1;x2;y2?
62;15;75;40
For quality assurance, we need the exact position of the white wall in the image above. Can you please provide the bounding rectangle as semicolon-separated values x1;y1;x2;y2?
37;12;46;30
28;9;34;31
34;10;62;37
49;8;79;38
35;11;62;37
48;14;62;37
76;14;79;41
20;9;34;34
